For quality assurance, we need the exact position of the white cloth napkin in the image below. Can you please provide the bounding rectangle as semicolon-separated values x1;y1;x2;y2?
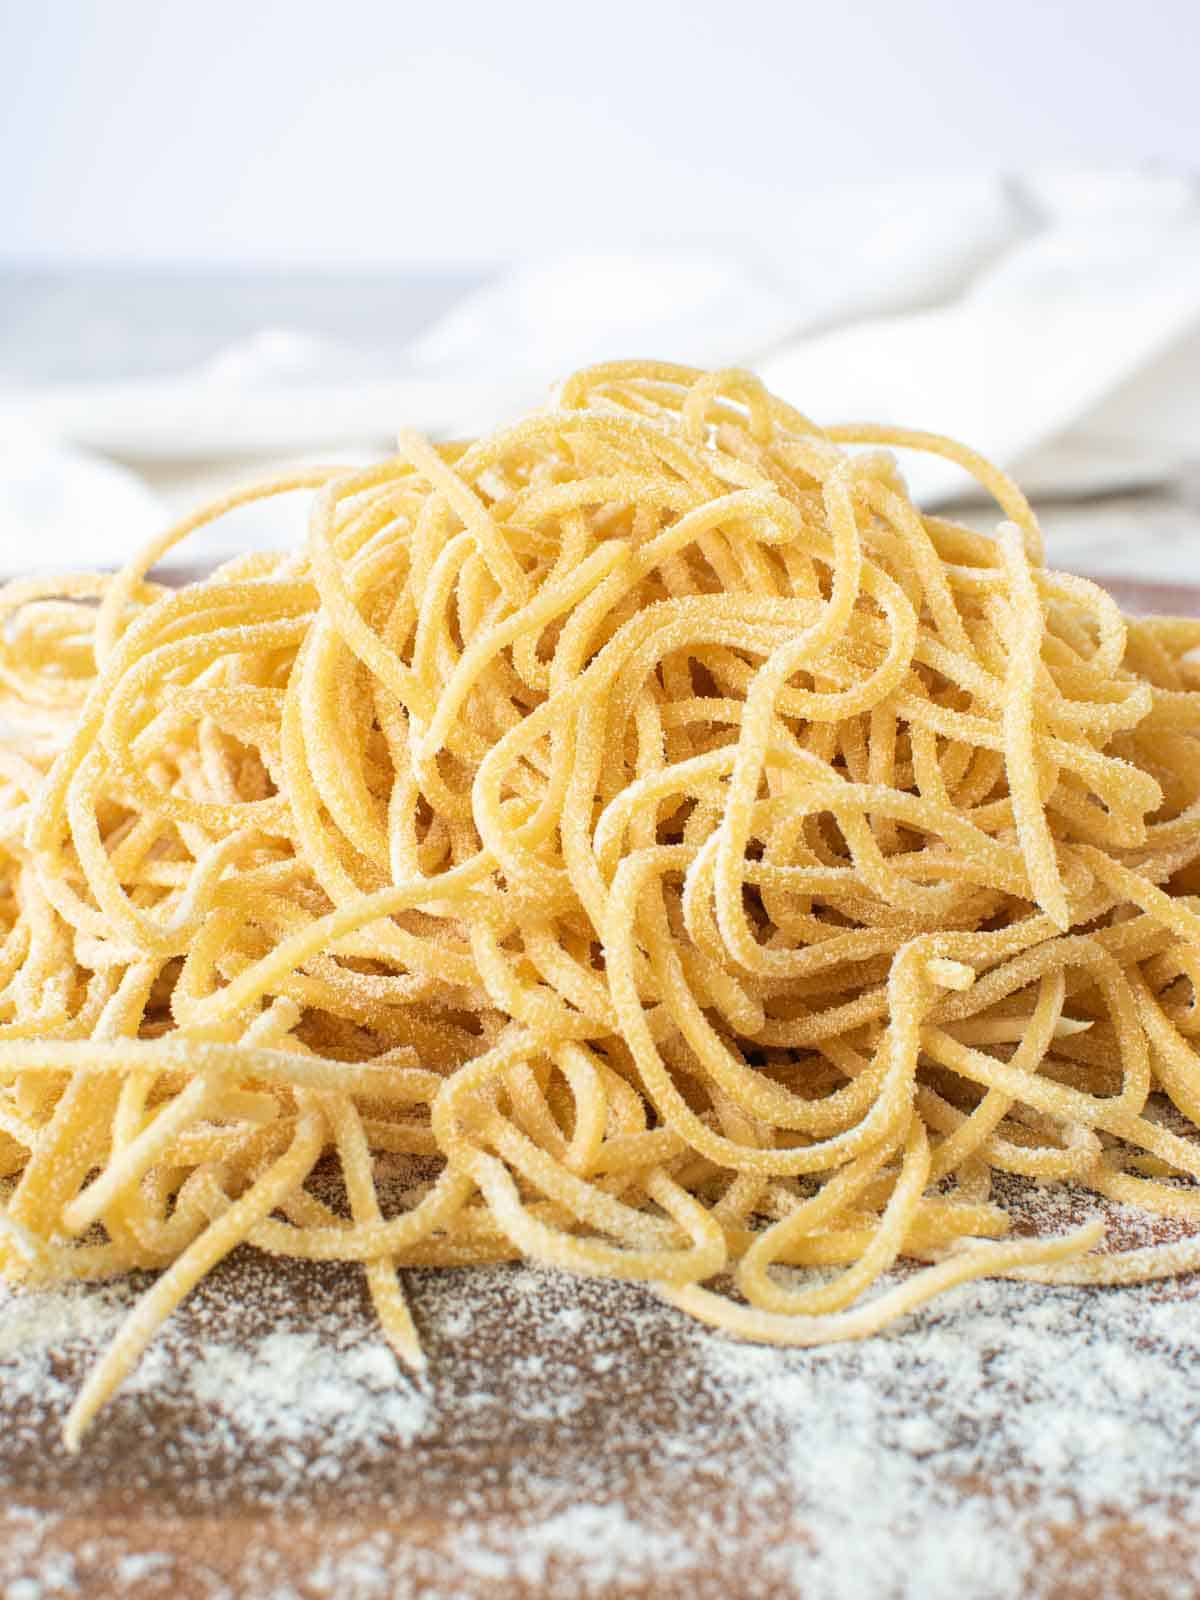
4;168;1199;571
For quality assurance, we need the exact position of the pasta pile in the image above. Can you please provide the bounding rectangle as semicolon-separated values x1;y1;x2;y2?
2;361;1200;1449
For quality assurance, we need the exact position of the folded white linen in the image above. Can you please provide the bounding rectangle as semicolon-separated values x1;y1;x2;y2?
3;168;1197;572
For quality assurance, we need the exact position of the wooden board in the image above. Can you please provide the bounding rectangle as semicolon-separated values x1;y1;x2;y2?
1091;574;1200;619
5;1198;1200;1600
3;572;1199;1600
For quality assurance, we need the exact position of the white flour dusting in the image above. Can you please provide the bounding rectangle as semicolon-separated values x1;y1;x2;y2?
0;1278;429;1462
2;1186;1200;1599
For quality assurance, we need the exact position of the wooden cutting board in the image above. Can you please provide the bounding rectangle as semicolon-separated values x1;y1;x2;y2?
2;573;1199;1600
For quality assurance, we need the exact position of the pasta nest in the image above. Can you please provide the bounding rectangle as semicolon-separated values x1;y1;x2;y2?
2;361;1200;1447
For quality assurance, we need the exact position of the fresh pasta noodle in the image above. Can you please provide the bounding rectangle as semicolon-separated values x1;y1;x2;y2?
1;360;1199;1450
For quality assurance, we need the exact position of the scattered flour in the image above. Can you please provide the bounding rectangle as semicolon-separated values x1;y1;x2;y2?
2;1186;1199;1598
182;1329;428;1449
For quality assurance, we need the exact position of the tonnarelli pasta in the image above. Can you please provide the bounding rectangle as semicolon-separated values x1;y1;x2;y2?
2;361;1199;1448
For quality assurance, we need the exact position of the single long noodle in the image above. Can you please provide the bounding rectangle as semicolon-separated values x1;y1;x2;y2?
2;361;1199;1449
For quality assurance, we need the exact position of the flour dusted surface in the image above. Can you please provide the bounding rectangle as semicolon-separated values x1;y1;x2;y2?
2;1187;1199;1599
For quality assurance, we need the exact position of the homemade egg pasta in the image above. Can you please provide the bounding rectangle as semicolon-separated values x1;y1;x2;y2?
2;361;1200;1449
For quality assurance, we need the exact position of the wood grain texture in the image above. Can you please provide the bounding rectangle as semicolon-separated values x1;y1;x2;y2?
4;1229;1200;1600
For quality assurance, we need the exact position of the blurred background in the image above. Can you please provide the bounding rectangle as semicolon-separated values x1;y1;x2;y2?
2;0;1199;582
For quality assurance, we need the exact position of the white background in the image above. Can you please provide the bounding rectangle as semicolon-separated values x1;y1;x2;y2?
3;0;1198;266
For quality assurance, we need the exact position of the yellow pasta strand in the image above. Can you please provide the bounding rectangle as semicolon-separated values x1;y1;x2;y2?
0;360;1198;1447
